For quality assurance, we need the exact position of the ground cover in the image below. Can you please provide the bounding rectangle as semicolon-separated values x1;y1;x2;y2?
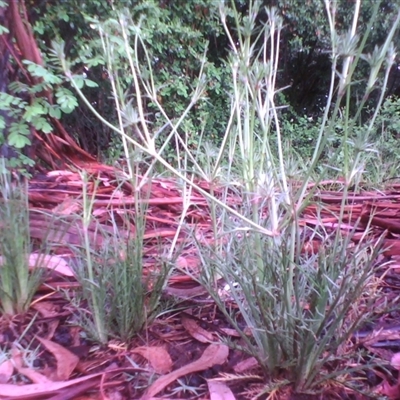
0;167;400;399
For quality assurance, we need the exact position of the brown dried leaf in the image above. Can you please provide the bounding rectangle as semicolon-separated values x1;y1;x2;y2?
36;336;79;381
10;346;23;369
0;373;101;398
142;344;229;399
208;380;236;400
176;255;200;269
181;315;214;343
0;359;13;384
219;328;241;337
132;346;172;374
32;301;61;319
391;352;400;370
31;254;74;276
16;367;52;384
11;347;51;384
43;320;60;340
0;254;74;277
378;380;400;399
233;357;259;373
52;197;81;215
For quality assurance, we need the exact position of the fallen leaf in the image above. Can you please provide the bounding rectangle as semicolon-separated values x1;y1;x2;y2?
391;352;400;370
380;353;400;399
47;170;77;178
219;328;241;337
181;314;214;343
0;359;13;384
233;357;258;373
208;380;236;400
377;380;400;399
0;254;74;276
70;326;82;346
11;347;51;384
32;301;62;318
132;346;172;374
176;256;200;269
141;344;229;399
44;319;60;340
77;357;109;374
0;373;101;398
10;347;23;369
16;367;52;384
36;336;79;381
30;254;74;276
52;197;81;215
164;285;207;298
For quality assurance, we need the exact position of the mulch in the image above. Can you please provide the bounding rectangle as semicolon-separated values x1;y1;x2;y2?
2;164;400;399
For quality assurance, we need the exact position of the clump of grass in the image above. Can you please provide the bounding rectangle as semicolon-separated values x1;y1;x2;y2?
71;173;169;344
197;217;385;392
0;162;45;316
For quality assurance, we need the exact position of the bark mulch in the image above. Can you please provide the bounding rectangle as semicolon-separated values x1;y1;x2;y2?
1;165;400;399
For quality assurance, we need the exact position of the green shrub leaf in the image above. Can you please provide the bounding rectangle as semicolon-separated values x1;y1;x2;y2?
85;79;98;88
7;131;31;149
23;103;46;122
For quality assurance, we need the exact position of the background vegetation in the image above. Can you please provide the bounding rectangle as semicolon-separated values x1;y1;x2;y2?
2;0;400;169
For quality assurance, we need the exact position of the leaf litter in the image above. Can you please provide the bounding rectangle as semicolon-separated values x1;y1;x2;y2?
1;167;400;398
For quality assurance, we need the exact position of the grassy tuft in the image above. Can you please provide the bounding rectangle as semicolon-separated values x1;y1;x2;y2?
70;173;170;344
197;213;385;392
0;163;46;316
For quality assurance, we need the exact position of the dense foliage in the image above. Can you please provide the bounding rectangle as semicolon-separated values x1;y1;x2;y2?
30;0;231;160
1;0;400;166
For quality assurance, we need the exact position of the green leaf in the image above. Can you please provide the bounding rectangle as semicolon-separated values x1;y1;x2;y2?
0;93;16;109
85;56;105;68
8;82;28;94
41;121;53;133
72;76;85;89
60;104;77;114
7;132;31;149
24;61;63;85
23;103;46;122
60;12;70;22
49;106;62;119
55;88;79;113
32;116;53;133
85;79;98;88
30;83;49;94
9;121;30;137
34;21;45;35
